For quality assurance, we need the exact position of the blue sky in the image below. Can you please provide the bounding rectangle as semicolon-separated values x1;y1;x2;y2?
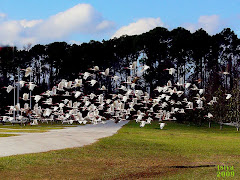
0;0;239;47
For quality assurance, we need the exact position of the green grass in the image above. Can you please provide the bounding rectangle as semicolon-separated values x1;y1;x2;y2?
0;123;77;133
0;133;18;137
0;129;49;133
0;121;239;179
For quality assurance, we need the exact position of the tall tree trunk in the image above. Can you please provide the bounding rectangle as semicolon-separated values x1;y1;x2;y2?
49;62;53;88
220;123;223;130
184;63;186;84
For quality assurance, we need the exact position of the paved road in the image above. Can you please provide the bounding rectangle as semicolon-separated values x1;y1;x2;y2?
0;120;129;157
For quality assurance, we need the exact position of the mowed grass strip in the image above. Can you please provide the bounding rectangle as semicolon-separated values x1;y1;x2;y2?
0;129;49;133
0;123;77;133
0;134;18;137
0;121;239;179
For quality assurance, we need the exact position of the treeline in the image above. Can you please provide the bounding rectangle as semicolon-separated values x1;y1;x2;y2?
0;27;240;124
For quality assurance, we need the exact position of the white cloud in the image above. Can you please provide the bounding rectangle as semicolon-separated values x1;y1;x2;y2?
0;21;22;46
69;40;82;45
0;4;115;47
0;13;7;19
111;17;165;38
183;15;222;34
19;19;43;28
96;20;115;31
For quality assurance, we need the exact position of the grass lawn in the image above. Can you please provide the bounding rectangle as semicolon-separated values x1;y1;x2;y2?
0;121;239;179
0;122;77;133
0;134;18;137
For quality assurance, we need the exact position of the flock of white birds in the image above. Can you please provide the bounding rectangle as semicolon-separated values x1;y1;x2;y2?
1;61;232;129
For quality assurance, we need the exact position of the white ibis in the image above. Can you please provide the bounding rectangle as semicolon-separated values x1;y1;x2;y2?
117;85;127;91
176;90;184;97
19;80;25;88
179;108;185;113
3;85;14;93
22;93;29;101
74;91;81;98
89;93;96;100
196;100;203;109
141;64;150;72
42;98;53;105
166;80;172;87
57;81;64;91
226;94;232;100
204;113;213;118
65;81;72;89
199;89;204;95
62;91;70;96
43;108;52;117
164;68;175;75
88;66;99;71
28;82;37;91
185;82;191;89
51;86;57;96
140;121;146;127
99;85;107;90
100;68;110;76
207;100;214;105
112;75;120;81
159;123;166;129
87;79;97;86
74;79;83;87
15;103;20;111
191;84;199;91
82;72;92;80
154;86;163;93
58;103;65;109
186;102;194;109
106;99;112;104
21;67;32;77
23;103;29;110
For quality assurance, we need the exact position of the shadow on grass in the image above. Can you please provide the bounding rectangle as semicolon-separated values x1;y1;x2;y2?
168;165;217;168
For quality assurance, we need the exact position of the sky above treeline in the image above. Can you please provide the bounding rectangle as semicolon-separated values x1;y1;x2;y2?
0;0;240;48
